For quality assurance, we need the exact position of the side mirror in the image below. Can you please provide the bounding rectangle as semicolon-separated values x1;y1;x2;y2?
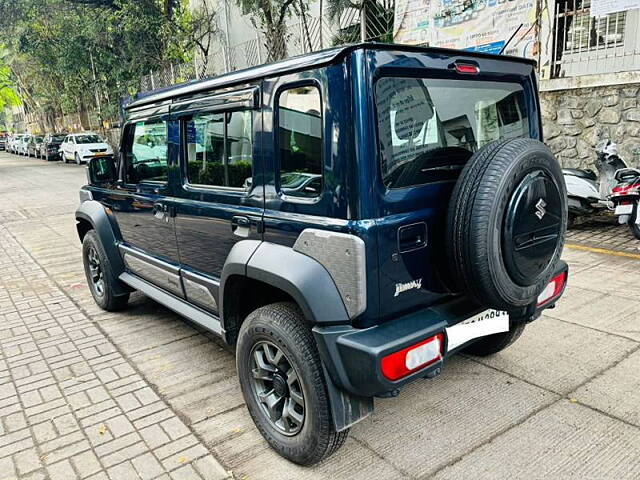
87;156;117;185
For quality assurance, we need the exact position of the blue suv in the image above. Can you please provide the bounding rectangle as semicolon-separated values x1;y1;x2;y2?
76;44;568;465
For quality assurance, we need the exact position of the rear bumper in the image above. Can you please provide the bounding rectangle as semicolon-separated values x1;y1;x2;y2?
315;260;568;398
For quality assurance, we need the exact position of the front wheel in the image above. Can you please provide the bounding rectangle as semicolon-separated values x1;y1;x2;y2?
75;153;81;165
236;302;348;465
82;230;130;311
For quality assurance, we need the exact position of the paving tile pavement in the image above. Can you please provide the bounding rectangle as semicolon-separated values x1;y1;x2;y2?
3;154;640;479
0;225;230;480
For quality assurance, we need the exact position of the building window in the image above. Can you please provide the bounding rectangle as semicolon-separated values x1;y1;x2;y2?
558;0;626;54
277;85;323;199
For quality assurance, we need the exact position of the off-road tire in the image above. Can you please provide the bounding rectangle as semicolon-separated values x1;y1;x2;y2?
82;230;129;311
463;323;526;356
236;302;348;465
446;138;567;310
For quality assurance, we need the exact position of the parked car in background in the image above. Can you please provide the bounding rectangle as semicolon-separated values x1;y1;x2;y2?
8;134;25;154
27;135;44;157
61;132;113;164
17;134;31;155
0;133;7;151
40;133;67;161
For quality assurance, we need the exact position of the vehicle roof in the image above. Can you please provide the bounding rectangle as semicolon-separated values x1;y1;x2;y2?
127;43;536;110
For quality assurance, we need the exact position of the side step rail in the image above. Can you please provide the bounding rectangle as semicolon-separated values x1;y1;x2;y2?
119;272;223;336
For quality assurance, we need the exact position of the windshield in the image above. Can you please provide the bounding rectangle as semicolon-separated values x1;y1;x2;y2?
52;135;66;142
75;134;102;144
376;77;530;189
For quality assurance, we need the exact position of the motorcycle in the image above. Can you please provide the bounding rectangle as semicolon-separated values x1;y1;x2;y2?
563;140;628;227
610;167;640;240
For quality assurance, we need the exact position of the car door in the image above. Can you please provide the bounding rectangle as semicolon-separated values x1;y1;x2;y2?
172;86;263;314
102;114;183;297
62;136;71;160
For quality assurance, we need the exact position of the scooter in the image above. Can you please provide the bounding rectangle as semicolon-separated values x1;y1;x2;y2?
563;140;628;227
610;167;640;240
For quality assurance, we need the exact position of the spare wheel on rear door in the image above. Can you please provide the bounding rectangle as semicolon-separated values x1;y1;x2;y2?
446;138;567;311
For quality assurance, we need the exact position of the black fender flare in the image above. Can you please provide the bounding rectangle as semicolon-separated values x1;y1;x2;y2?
75;200;130;296
219;241;349;328
219;241;368;431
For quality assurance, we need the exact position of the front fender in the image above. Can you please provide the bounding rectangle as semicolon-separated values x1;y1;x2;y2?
75;200;129;296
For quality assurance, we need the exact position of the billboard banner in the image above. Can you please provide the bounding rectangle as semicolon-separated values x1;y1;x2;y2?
394;0;538;58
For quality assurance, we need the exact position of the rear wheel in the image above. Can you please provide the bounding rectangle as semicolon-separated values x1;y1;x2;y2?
463;324;526;356
236;302;348;465
82;230;129;311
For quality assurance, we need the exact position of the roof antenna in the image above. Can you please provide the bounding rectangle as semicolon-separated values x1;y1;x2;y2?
499;23;523;55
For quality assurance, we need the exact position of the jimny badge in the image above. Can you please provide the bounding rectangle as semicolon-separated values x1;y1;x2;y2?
394;278;422;297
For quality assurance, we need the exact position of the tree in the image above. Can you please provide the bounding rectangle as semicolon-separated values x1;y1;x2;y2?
327;0;394;44
236;0;300;61
0;49;21;112
0;0;213;130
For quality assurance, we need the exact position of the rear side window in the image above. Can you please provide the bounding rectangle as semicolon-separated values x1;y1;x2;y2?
184;111;253;189
125;120;169;183
376;77;530;189
277;85;322;199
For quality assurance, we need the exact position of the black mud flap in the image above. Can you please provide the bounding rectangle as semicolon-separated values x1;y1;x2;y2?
322;366;373;432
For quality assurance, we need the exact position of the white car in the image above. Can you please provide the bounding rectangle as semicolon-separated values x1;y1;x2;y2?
60;133;114;165
17;135;31;155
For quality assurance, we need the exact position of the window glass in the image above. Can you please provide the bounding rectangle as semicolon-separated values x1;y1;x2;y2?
376;77;529;189
185;111;253;189
125;120;168;183
277;85;322;198
75;134;103;144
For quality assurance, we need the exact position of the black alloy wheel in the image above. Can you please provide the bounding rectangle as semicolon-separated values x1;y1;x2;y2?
86;245;105;298
249;341;306;436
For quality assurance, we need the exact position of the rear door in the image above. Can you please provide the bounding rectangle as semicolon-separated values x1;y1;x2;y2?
368;51;540;321
172;86;263;314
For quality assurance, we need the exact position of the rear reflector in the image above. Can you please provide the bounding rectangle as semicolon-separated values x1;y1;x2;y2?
454;63;480;74
381;334;444;381
537;272;567;306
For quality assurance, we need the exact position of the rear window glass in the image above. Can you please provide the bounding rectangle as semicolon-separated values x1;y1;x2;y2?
376;77;530;189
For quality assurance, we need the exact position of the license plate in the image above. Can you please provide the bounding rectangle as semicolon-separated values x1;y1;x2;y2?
95;152;107;157
615;204;634;215
445;309;509;352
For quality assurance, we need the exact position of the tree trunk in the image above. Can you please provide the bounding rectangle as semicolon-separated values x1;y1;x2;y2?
265;22;288;61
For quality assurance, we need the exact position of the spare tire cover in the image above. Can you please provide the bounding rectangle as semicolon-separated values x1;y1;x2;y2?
446;138;567;310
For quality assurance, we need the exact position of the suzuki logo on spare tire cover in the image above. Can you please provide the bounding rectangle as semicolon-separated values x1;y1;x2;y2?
535;198;547;220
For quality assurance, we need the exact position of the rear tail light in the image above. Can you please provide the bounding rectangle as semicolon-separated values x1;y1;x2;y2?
537;272;567;307
381;334;444;381
612;185;640;196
